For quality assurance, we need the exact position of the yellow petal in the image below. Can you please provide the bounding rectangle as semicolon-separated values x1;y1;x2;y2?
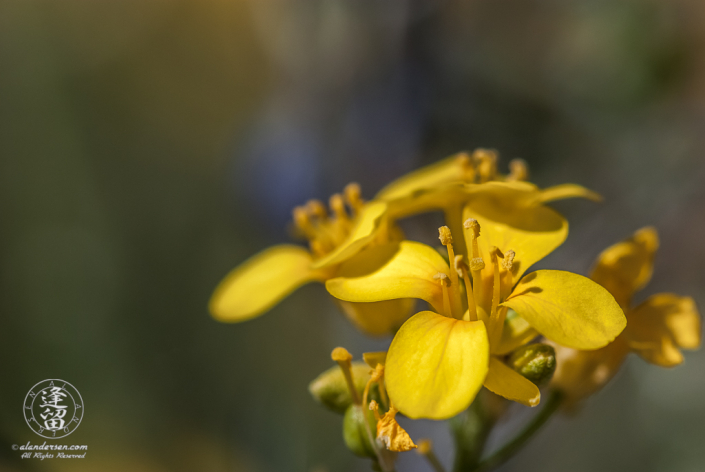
209;245;328;322
590;227;659;307
385;311;489;420
326;242;450;313
376;406;418;452
550;338;629;405
627;293;701;367
363;351;388;368
335;299;416;337
483;357;540;407
493;309;539;355
502;270;626;350
375;153;472;201
311;201;389;269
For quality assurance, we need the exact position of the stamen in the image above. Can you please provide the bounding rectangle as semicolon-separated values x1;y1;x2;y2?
306;199;328;220
455;256;478;322
473;148;498;183
433;272;452;318
331;347;360;405
463;218;485;306
329;193;349;221
344;183;364;215
438;226;463;318
367;364;389;409
488;247;505;347
507;159;528;182
502;250;515;271
293;206;317;239
455;152;475;182
369;400;382;421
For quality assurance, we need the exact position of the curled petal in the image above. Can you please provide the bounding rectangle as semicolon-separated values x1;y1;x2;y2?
483;357;540;407
385;311;489;420
376;406;417;452
627;293;701;367
590;227;659;307
311;201;389;269
326;242;450;313
502;270;626;350
210;245;328;322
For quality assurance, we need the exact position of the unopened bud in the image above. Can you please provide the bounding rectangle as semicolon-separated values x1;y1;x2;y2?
343;404;378;458
309;362;379;413
508;343;557;386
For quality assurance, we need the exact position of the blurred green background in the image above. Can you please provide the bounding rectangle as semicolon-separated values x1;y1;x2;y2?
1;0;703;471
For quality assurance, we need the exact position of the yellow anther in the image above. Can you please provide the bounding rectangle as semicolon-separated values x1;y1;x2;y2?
433;272;450;286
455;152;475;181
329;193;348;220
332;347;360;405
331;347;352;362
438;226;453;245
293;206;311;229
344;182;364;213
463;218;481;238
470;257;485;271
474;148;498;183
507;158;529;181
306;199;328;220
369;400;382;421
502;250;516;270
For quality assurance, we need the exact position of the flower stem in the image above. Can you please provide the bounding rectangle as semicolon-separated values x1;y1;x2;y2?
470;390;564;472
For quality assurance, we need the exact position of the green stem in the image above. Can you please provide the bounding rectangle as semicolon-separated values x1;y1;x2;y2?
471;390;564;472
451;390;503;472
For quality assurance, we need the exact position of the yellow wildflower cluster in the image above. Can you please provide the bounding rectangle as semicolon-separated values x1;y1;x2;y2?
209;149;700;467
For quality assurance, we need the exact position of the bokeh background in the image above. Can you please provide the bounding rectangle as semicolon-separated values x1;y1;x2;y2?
1;0;704;471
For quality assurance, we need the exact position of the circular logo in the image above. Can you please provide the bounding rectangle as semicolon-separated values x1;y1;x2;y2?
23;380;84;439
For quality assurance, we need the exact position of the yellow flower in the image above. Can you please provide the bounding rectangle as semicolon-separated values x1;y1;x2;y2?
326;185;626;419
551;227;701;404
209;151;598;336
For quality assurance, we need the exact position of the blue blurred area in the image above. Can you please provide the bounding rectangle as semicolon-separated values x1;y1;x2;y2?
0;1;703;471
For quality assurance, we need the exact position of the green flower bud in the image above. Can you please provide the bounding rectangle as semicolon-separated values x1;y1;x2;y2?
343;404;378;458
508;343;556;386
309;362;379;413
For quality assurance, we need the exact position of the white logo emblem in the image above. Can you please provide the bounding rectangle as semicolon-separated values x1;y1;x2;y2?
23;380;84;439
